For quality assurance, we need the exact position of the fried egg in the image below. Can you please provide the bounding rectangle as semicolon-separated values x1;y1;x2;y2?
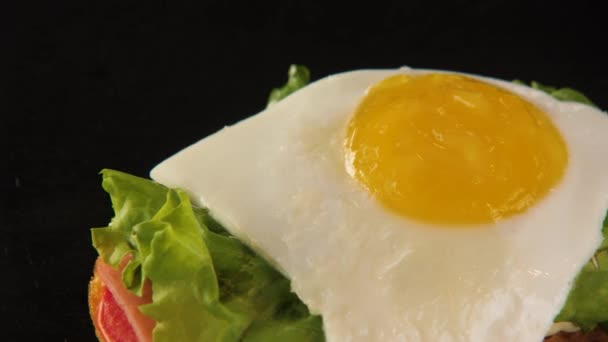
151;67;608;341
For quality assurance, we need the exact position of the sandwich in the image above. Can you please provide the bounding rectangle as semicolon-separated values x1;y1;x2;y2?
89;65;608;341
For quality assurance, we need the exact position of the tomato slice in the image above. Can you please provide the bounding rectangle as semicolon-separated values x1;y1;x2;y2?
93;257;155;342
98;286;139;342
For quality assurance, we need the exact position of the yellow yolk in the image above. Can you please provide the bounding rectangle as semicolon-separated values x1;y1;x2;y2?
345;73;568;225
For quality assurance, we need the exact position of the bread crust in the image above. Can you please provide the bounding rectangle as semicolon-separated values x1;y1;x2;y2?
544;328;608;342
88;265;107;342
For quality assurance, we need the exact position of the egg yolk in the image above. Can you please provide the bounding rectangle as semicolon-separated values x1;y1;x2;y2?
345;73;568;225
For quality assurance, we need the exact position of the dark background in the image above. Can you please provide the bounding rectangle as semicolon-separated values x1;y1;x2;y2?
3;0;606;340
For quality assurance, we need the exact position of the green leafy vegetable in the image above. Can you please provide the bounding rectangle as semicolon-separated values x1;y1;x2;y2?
92;169;324;342
555;217;608;331
267;65;311;106
513;79;597;107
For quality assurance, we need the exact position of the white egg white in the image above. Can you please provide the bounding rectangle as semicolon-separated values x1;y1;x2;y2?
151;68;608;342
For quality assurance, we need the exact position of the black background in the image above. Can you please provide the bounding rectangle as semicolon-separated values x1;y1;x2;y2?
3;1;606;340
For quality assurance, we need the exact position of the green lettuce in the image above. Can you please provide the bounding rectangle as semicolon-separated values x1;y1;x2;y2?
554;217;608;331
513;79;597;107
92;169;324;342
267;65;310;106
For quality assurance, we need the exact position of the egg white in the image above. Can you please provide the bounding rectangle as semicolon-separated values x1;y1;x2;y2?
151;67;608;341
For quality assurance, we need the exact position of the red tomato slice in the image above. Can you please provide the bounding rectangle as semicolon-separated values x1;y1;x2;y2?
94;257;155;342
98;286;139;342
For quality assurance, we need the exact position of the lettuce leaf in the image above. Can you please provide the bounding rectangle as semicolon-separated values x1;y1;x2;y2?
92;169;324;342
267;65;310;106
513;79;597;107
554;217;608;331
